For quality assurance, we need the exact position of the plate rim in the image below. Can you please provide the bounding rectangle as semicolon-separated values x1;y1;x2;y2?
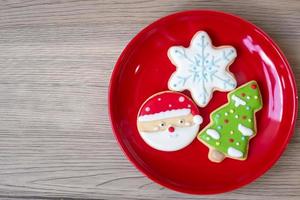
108;10;298;194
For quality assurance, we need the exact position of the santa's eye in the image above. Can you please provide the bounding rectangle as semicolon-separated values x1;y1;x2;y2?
159;122;166;127
179;119;185;124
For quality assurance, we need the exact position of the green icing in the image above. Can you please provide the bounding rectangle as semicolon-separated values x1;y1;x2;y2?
198;80;263;159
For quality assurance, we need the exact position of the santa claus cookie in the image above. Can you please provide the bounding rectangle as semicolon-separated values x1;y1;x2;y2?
137;91;203;151
168;31;237;107
198;81;263;163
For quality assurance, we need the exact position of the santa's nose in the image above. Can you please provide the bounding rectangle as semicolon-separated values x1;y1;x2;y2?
168;126;175;133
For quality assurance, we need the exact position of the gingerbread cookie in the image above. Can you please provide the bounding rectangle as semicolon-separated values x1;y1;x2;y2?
197;81;263;162
168;31;237;107
137;91;203;151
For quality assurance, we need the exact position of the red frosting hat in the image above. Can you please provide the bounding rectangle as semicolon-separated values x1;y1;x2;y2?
138;91;202;124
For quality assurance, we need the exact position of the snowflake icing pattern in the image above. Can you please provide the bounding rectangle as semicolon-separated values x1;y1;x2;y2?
168;31;237;107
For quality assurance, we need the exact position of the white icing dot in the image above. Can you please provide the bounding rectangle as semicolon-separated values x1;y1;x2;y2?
225;112;228;116
193;115;203;125
206;136;210;141
241;136;245;140
217;126;222;130
248;119;252;122
254;96;258;99
246;96;250;100
168;104;172;107
230;130;234;135
235;115;239;119
246;106;251;110
158;98;161;101
179;96;185;102
145;107;150;112
229;109;234;113
187;104;191;108
236;142;240;146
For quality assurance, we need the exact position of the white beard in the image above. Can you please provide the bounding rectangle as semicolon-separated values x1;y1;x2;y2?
139;124;200;151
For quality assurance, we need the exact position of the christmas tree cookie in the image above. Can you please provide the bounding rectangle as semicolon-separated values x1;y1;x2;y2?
198;81;263;163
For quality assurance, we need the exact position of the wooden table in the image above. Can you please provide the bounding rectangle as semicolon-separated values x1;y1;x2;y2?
0;0;299;199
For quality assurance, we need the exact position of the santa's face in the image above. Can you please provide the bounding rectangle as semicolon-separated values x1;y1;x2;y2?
137;114;202;151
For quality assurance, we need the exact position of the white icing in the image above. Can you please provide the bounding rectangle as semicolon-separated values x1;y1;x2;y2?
231;95;246;107
179;96;185;102
206;129;220;140
238;124;254;136
158;98;161;101
185;122;191;126
138;108;191;122
139;124;200;151
168;31;237;107
145;107;150;112
168;104;172;107
227;147;243;158
193;115;203;125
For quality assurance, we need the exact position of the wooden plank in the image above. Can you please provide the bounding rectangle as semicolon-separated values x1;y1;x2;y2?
0;0;299;199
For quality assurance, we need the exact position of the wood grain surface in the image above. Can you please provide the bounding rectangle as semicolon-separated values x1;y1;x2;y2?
0;0;299;199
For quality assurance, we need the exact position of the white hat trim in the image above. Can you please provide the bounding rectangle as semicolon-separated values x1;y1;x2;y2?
138;108;191;122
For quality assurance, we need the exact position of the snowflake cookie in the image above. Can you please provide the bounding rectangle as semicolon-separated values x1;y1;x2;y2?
197;81;263;163
168;31;237;107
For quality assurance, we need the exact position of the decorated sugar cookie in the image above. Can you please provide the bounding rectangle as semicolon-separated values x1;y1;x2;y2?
198;81;263;162
137;91;203;151
168;31;237;107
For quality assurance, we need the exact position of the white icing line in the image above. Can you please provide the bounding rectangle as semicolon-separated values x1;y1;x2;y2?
238;124;254;136
206;129;220;140
138;108;191;122
228;147;243;158
232;95;246;107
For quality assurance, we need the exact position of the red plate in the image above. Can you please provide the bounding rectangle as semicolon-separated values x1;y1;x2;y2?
108;10;297;194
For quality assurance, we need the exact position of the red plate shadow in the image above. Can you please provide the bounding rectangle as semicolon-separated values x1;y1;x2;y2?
108;10;298;194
